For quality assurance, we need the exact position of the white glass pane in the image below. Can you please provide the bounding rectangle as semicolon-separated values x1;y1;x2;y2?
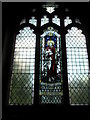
29;17;37;26
41;15;49;26
64;16;72;27
46;7;55;13
20;18;26;25
9;27;36;105
52;15;60;26
66;27;89;105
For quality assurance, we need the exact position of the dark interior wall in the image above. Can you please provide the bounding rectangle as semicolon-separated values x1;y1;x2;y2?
2;2;90;119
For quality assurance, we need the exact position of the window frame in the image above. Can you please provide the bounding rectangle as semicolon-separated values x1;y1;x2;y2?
2;3;90;119
7;5;90;106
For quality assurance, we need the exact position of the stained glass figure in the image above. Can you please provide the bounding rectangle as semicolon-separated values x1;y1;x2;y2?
29;17;37;26
9;27;36;105
52;15;60;26
64;16;72;27
39;27;63;104
66;27;89;105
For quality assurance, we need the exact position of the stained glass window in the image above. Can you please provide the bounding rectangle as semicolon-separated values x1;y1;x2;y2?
41;16;49;26
8;2;89;106
66;27;89;105
9;27;36;105
64;17;72;27
39;27;63;104
52;15;60;26
29;17;37;26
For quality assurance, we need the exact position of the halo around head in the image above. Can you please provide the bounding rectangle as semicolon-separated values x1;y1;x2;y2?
47;39;55;46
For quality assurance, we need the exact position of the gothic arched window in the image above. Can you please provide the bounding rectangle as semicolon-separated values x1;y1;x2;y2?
8;3;90;106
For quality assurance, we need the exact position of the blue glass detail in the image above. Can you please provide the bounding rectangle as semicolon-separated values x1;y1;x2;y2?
45;35;57;48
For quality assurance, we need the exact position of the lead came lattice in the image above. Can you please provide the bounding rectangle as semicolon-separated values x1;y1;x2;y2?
9;27;36;105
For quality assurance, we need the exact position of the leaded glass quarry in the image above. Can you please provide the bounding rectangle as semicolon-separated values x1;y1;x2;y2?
9;27;36;105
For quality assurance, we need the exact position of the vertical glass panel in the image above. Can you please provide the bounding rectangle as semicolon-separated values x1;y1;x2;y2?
52;15;60;26
39;27;63;104
64;16;72;27
9;27;36;105
29;17;37;26
66;27;89;105
41;15;49;26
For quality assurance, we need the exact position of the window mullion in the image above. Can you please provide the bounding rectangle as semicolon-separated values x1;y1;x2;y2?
49;15;52;24
60;17;70;106
34;17;41;105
